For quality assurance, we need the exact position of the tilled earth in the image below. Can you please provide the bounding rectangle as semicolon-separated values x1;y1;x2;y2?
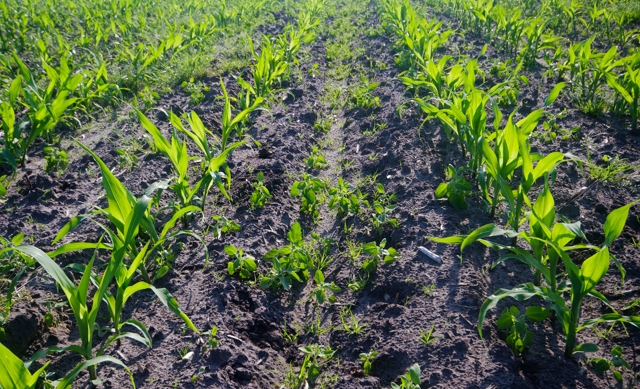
1;1;640;388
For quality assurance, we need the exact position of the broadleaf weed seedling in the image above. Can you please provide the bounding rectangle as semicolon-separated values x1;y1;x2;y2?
359;349;378;375
250;171;272;209
290;174;328;222
225;245;257;281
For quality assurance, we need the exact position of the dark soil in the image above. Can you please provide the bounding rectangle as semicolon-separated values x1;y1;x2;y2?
2;0;640;388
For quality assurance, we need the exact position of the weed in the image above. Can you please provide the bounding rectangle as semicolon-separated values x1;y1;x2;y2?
339;306;366;334
418;323;439;346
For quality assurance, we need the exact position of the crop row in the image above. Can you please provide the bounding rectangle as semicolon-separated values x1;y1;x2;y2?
379;0;639;374
0;0;332;387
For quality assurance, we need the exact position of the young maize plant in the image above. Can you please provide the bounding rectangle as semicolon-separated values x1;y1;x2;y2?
416;89;489;175
6;241;137;387
479;103;565;235
561;37;623;114
607;55;640;132
401;56;477;105
491;6;527;56
430;191;640;358
518;17;561;68
1;54;82;168
139;79;261;208
0;342;50;389
249;36;290;99
52;140;207;281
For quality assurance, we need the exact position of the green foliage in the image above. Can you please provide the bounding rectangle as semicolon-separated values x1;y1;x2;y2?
43;146;69;176
435;165;472;210
0;342;49;389
305;146;329;170
497;306;549;356
328;177;366;217
290;174;328;222
181;77;210;106
359;349;378;375
339;306;366;334
588;345;631;382
312;270;341;305
211;215;241;240
250;171;272;209
369;183;399;234
225;245;257;281
349;75;380;110
281;344;336;389
260;222;310;291
418;323;439;346
391;363;421;389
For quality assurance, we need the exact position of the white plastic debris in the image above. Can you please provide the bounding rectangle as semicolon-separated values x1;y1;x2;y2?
418;246;442;264
182;351;194;361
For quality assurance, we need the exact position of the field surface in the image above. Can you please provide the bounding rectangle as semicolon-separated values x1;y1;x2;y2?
1;0;640;388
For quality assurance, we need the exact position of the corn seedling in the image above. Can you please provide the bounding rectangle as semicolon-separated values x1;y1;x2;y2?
6;243;137;387
607;56;640;132
282;344;335;389
53;142;206;283
0;343;50;389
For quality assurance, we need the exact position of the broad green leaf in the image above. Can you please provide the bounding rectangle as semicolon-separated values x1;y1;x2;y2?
525;306;550;322
407;363;421;384
579;248;610;295
603;201;637;247
573;343;599;353
0;342;39;389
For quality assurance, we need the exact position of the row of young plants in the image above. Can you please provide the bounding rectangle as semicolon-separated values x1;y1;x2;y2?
378;0;640;377
0;0;280;196
246;2;408;385
422;0;640;132
0;1;332;387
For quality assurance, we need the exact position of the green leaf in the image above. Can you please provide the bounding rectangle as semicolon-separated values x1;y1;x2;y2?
579;248;610;295
150;286;199;334
544;82;566;107
525;306;550;322
603;201;637;247
407;363;421;384
0;342;46;389
595;359;611;371
574;343;600;353
461;224;505;252
14;245;75;292
287;222;303;243
613;370;623;381
57;355;133;389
